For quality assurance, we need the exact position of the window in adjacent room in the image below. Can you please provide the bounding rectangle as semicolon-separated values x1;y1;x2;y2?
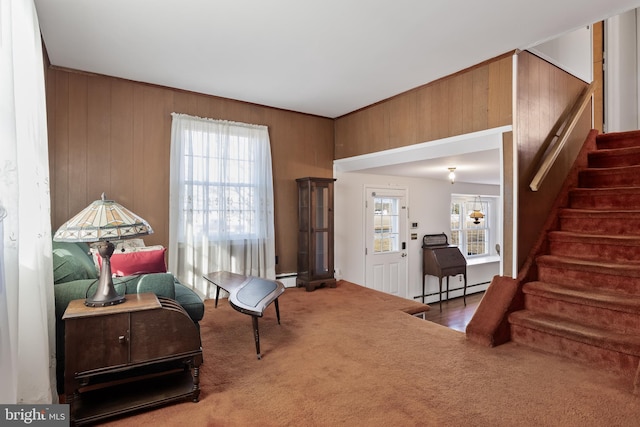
450;195;490;257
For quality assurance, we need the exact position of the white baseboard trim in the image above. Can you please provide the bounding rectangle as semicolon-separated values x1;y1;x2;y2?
276;273;297;288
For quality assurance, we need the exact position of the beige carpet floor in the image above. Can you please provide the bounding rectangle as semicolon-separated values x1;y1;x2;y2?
102;281;640;426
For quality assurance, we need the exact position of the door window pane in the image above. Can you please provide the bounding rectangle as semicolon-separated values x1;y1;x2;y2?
373;197;400;253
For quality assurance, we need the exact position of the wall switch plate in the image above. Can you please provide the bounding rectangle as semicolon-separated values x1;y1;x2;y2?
411;222;418;228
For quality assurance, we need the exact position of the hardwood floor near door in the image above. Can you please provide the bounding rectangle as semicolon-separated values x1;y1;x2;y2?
423;292;484;332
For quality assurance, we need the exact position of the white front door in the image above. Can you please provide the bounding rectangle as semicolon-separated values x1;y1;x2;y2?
364;188;408;298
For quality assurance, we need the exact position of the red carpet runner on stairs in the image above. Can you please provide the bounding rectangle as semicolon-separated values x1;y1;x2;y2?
508;130;640;380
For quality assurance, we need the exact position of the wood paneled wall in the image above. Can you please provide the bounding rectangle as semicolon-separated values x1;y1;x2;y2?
46;68;334;275
502;131;514;278
334;53;513;158
333;49;595;274
515;51;591;268
593;21;604;133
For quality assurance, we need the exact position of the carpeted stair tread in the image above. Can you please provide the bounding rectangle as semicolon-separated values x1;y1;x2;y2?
588;145;640;168
569;187;640;209
558;208;640;235
589;146;640;157
570;186;640;195
548;231;640;246
536;254;640;278
547;231;640;261
596;130;640;149
508;311;640;356
523;281;640;314
559;208;640;219
579;164;640;188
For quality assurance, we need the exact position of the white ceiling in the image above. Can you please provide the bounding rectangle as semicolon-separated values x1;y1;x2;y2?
357;149;502;185
35;0;640;119
334;127;507;185
35;0;640;182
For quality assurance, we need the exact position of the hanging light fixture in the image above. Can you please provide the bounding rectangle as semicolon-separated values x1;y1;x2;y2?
469;195;485;225
448;167;456;184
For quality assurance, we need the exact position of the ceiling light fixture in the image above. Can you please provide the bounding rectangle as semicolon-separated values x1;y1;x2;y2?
448;167;456;184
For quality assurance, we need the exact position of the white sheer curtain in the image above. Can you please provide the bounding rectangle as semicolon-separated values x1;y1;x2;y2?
0;0;57;403
169;113;276;297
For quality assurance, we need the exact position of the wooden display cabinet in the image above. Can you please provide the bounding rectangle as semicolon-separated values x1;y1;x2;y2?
296;177;337;291
62;293;202;425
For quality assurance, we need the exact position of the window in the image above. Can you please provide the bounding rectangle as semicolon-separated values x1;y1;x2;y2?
169;113;276;289
181;127;263;240
451;195;490;257
373;197;400;253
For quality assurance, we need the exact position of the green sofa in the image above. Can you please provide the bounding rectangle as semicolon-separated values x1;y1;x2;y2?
52;240;205;393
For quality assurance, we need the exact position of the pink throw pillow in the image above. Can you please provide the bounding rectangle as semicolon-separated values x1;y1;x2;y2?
98;247;167;276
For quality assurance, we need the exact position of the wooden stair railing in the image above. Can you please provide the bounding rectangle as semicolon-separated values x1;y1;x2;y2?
529;81;596;192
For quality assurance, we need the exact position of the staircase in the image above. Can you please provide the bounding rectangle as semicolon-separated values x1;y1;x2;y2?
509;130;640;380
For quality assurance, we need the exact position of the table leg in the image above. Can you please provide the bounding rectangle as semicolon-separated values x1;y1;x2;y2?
215;285;221;308
275;298;281;325
252;315;261;360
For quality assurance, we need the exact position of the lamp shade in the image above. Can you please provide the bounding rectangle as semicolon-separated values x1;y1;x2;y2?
53;193;154;307
53;193;153;242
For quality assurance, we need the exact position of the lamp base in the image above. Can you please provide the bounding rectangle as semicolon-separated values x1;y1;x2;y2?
85;241;126;307
85;294;126;307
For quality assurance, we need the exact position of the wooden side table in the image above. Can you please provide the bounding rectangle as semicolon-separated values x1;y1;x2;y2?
63;293;202;425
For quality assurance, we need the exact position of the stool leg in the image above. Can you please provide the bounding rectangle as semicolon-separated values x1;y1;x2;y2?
252;316;261;360
215;285;221;308
438;277;443;312
275;298;281;325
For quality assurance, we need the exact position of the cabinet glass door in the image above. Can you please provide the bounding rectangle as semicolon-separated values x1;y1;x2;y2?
298;184;310;279
312;184;330;276
314;231;329;275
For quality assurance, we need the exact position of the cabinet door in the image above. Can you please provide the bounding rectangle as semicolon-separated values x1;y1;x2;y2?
66;313;130;373
130;306;201;362
297;182;310;280
311;181;333;278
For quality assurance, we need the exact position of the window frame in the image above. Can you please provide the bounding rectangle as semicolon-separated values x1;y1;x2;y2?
179;128;263;242
450;195;491;258
372;196;401;253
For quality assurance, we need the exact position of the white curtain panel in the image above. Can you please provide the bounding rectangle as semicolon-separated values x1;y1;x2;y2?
169;113;276;297
0;0;57;403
